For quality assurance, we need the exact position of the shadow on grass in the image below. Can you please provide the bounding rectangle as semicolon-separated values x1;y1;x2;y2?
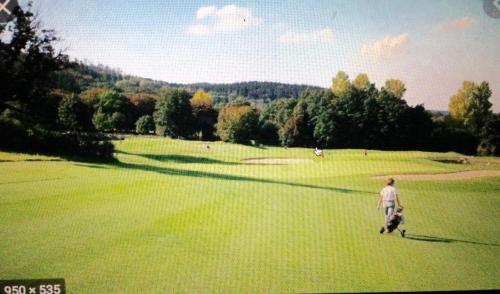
142;154;240;165
114;161;375;195
0;159;63;162
74;163;111;169
116;150;239;165
249;144;268;150
405;234;499;247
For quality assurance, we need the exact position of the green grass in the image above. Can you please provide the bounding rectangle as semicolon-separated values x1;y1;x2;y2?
1;136;499;293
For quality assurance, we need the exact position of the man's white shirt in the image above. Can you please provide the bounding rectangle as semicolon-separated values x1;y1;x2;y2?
381;185;397;202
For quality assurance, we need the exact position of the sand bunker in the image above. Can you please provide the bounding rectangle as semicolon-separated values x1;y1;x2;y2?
371;170;500;181
241;157;313;165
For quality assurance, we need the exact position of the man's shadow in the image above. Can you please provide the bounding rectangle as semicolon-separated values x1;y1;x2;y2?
405;234;499;247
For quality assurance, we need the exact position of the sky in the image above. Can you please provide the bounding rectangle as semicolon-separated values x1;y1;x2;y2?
21;0;500;111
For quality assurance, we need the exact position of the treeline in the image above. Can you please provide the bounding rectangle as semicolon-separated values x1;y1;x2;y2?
54;71;498;156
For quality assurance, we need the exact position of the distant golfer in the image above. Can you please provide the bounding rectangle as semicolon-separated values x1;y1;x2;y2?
377;177;403;234
314;147;324;157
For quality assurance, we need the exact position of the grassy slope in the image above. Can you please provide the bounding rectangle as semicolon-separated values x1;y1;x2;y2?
0;137;499;293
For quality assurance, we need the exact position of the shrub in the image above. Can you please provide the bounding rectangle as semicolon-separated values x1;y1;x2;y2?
0;118;115;161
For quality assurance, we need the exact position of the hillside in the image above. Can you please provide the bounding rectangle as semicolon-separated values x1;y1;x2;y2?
51;62;324;105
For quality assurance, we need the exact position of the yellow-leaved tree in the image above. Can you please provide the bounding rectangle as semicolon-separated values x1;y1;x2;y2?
384;79;406;99
449;81;475;122
191;89;214;109
331;71;351;96
353;73;370;91
190;90;217;140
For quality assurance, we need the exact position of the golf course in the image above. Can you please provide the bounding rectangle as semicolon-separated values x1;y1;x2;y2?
1;136;499;293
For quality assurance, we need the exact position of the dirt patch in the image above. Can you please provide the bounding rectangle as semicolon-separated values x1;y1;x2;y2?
371;170;500;181
241;157;313;165
431;157;471;165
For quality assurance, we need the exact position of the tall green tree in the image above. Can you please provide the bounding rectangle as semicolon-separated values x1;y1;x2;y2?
310;100;336;147
468;81;492;134
0;2;69;125
154;89;195;138
92;91;131;132
280;100;315;147
373;87;412;148
259;98;297;145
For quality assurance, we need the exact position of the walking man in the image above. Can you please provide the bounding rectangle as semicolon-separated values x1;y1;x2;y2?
377;177;403;234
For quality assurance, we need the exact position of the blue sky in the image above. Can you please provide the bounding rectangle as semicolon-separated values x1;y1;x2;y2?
25;0;500;111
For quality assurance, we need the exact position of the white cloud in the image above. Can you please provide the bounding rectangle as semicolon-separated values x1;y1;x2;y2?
196;6;217;19
434;16;476;33
279;28;333;44
188;5;261;36
361;33;409;62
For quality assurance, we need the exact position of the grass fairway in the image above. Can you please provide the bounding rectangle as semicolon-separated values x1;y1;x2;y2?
1;136;499;293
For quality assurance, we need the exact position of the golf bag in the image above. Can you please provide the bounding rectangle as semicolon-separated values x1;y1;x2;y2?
380;207;406;237
386;213;403;233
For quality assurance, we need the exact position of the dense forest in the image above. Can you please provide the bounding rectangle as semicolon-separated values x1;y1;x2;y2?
1;4;499;161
